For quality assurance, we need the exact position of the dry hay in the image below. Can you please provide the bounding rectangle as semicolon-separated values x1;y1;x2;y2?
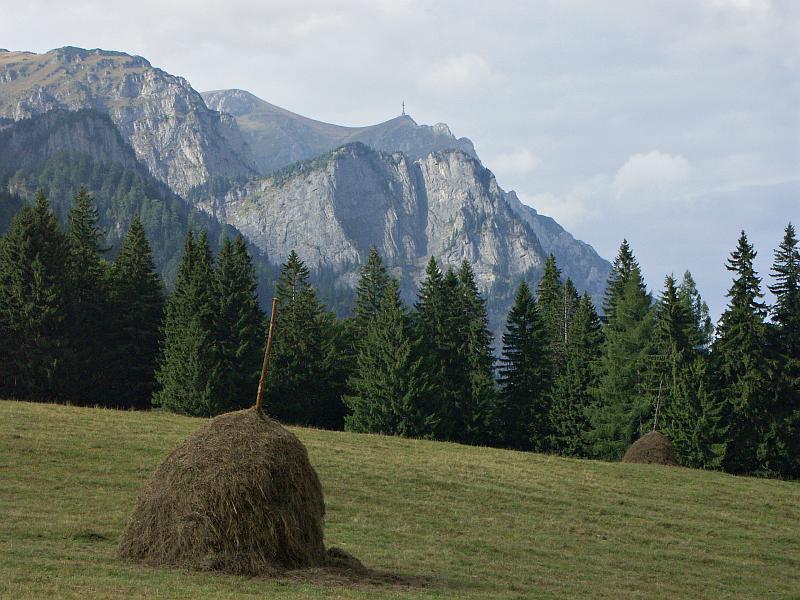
622;430;679;466
118;407;327;575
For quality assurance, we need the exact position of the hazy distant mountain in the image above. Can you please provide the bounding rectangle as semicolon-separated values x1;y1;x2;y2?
0;47;257;195
202;88;478;174
0;46;611;326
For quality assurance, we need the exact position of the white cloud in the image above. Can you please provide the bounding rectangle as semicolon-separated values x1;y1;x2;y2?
613;151;692;198
419;53;492;91
491;148;540;176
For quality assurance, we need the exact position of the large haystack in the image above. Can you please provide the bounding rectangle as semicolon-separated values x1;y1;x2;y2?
622;431;679;466
118;408;326;575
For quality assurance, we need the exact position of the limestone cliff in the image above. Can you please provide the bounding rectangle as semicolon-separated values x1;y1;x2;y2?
195;143;544;294
0;47;256;195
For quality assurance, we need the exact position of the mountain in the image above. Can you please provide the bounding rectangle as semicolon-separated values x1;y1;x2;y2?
202;88;477;175
503;191;611;300
189;143;610;331
0;109;274;289
0;47;256;195
193;143;542;288
0;46;611;328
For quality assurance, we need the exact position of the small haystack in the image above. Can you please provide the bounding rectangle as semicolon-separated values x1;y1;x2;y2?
118;407;327;575
622;431;679;466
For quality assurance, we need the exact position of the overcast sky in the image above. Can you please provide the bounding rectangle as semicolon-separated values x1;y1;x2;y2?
2;0;798;319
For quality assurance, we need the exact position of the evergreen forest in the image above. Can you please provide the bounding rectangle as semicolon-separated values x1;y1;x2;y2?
1;190;797;479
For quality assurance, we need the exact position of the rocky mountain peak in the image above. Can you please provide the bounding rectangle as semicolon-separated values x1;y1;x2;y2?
202;88;479;174
0;47;256;195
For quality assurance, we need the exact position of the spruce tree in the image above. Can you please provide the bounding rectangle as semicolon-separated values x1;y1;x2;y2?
586;258;655;460
414;257;446;344
153;231;221;416
106;216;164;408
677;271;714;352
652;275;724;467
266;250;346;429
0;191;71;401
214;236;265;412
498;281;548;450
549;293;602;456
457;260;500;445
711;231;769;474
344;278;436;437
766;223;800;477
414;258;461;440
603;239;638;320
354;245;390;334
66;188;109;404
537;254;565;375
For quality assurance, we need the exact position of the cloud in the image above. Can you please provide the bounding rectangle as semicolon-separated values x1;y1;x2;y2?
613;151;692;198
491;148;540;176
419;53;492;91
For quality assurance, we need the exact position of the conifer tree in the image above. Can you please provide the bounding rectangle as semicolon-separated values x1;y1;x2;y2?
603;239;638;320
0;191;70;401
457;260;500;445
414;257;446;344
414;258;461;440
153;231;220;416
344;279;436;437
66;188;109;404
106;216;164;408
662;356;724;469
711;231;769;474
549;293;602;456
354;245;390;335
214;236;265;412
266;250;345;429
562;277;580;343
651;276;724;467
498;281;548;450
537;254;565;375
586;257;655;460
766;223;800;477
677;271;714;352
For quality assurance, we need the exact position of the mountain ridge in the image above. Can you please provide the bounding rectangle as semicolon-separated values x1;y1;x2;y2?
0;47;257;195
0;46;612;326
202;88;478;175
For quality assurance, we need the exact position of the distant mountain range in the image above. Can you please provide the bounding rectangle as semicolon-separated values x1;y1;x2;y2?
0;46;611;333
202;88;478;174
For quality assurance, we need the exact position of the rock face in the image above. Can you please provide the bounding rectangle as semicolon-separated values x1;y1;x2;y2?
504;191;610;304
0;47;256;195
202;89;478;175
196;143;545;294
0;46;612;321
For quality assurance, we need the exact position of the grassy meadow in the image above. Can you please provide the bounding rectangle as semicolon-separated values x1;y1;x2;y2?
1;400;798;599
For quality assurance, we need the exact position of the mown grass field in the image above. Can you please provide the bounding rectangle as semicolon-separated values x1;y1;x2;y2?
1;400;798;599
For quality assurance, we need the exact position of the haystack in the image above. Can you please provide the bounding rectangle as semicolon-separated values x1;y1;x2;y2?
622;430;679;466
118;407;327;575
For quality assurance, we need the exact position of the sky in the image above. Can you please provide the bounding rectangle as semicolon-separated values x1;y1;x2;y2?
1;0;798;319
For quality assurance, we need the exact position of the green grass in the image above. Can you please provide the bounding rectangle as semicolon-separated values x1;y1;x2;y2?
1;400;798;599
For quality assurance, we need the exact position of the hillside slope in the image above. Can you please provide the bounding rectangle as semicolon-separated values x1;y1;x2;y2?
0;47;256;195
0;109;273;287
1;400;797;599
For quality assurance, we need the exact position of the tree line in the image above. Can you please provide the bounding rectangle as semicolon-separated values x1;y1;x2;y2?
0;190;797;478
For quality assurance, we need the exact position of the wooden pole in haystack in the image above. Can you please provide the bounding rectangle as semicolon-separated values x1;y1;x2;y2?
652;375;664;432
255;297;278;412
